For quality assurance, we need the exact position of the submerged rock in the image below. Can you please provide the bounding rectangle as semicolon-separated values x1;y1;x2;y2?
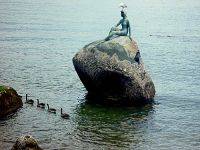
11;135;43;150
73;36;155;105
0;85;22;118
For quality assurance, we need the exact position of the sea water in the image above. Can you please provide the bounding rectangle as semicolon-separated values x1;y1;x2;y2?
0;0;200;149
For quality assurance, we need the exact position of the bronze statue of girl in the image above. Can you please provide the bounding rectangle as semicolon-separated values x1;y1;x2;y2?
105;10;131;41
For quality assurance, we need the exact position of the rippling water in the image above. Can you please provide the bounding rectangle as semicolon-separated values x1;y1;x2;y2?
0;0;200;149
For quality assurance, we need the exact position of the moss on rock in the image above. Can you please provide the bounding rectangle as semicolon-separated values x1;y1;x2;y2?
0;85;7;93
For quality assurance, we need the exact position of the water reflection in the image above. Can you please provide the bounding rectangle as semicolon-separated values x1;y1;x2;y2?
73;102;154;148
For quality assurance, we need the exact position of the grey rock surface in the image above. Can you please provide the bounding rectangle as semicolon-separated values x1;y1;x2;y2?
73;36;155;105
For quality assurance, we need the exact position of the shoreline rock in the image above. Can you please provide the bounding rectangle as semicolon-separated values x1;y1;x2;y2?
11;135;43;150
73;36;155;106
0;85;22;118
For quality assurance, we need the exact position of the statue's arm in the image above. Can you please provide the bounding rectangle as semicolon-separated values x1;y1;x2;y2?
128;21;132;39
115;20;122;27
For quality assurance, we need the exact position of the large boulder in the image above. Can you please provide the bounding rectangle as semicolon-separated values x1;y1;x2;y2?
11;135;43;150
0;85;22;118
73;36;155;105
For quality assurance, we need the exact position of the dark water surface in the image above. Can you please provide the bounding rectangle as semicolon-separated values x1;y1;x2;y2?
0;0;200;149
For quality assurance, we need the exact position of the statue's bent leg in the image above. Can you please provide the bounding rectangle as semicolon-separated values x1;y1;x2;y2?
105;27;120;41
105;32;115;41
109;27;119;35
115;30;127;36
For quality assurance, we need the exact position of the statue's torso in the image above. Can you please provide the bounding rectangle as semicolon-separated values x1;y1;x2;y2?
121;19;129;33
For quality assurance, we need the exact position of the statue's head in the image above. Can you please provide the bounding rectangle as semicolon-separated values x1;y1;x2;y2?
121;10;126;18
